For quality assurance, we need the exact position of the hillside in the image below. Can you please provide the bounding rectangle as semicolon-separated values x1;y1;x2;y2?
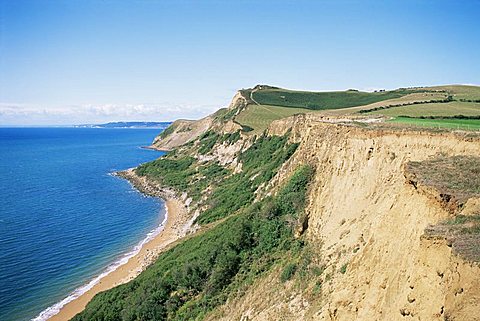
72;86;480;321
148;84;479;139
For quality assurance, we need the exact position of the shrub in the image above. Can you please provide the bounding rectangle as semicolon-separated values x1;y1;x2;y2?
281;263;297;282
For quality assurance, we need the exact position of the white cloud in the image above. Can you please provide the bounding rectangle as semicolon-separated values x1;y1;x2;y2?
0;102;219;125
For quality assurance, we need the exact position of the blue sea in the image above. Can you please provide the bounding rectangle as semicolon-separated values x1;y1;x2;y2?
0;127;167;321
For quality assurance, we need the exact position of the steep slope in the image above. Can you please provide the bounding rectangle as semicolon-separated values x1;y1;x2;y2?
150;117;214;151
206;115;480;321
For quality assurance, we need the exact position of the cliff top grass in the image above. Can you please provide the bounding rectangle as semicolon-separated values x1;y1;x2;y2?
250;87;418;110
234;104;318;134
369;101;480;118
406;155;480;203
410;155;480;262
388;117;480;131
425;215;480;263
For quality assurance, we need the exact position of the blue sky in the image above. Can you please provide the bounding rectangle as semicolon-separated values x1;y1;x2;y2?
1;0;479;125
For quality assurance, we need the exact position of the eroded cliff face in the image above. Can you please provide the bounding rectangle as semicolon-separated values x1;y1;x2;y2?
207;117;480;321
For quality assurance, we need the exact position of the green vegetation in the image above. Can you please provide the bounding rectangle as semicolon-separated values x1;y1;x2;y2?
73;165;314;321
197;131;220;154
281;263;297;282
446;215;480;227
368;101;480;117
136;156;228;202
137;132;299;224
358;96;453;114
339;263;347;274
199;134;299;224
234;85;480;133
389;117;480;131
235;104;316;133
251;88;415;110
158;122;178;139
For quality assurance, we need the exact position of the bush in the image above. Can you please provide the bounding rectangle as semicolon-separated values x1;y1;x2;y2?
281;263;297;282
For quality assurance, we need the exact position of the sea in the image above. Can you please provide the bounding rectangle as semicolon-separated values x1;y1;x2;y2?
0;127;167;321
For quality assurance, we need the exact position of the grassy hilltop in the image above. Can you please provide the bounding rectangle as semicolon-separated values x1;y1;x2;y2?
234;84;480;133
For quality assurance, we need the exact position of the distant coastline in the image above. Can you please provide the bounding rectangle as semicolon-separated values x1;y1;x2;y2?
74;121;172;129
40;169;190;321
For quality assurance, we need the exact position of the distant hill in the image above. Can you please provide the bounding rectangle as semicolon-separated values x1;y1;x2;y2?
75;121;172;128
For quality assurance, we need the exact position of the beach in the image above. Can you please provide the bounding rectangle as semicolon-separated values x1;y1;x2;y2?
45;169;190;321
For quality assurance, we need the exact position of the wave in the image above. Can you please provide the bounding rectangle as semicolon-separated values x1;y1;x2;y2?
31;203;168;321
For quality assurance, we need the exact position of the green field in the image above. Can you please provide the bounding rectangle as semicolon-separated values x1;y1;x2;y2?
389;117;480;130
251;88;416;110
235;104;317;133
237;85;480;133
368;101;480;117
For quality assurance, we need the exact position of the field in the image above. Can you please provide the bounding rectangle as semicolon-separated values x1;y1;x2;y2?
235;85;480;133
235;104;318;133
428;85;480;100
368;101;480;117
324;92;449;115
389;116;480;130
251;88;416;110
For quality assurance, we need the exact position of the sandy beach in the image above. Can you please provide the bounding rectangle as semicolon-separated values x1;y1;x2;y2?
46;169;190;321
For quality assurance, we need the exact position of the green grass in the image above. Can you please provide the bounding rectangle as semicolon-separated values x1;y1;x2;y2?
251;88;415;110
389;116;480;130
235;104;317;133
368;101;480;117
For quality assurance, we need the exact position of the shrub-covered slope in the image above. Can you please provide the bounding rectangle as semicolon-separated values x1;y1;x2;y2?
73;161;313;320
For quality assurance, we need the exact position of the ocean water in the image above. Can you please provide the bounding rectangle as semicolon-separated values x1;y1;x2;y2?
0;127;167;321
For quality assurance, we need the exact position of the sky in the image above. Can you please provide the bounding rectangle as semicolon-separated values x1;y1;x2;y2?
0;0;479;125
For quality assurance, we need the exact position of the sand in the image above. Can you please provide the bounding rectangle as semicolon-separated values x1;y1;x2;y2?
46;170;190;321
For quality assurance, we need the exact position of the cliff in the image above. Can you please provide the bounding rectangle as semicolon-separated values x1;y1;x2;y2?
207;116;480;321
73;86;480;321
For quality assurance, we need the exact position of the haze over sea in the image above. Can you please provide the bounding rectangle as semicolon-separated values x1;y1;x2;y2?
0;127;166;321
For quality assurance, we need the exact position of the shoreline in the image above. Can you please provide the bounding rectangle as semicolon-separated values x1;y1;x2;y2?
141;145;171;152
41;169;190;321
